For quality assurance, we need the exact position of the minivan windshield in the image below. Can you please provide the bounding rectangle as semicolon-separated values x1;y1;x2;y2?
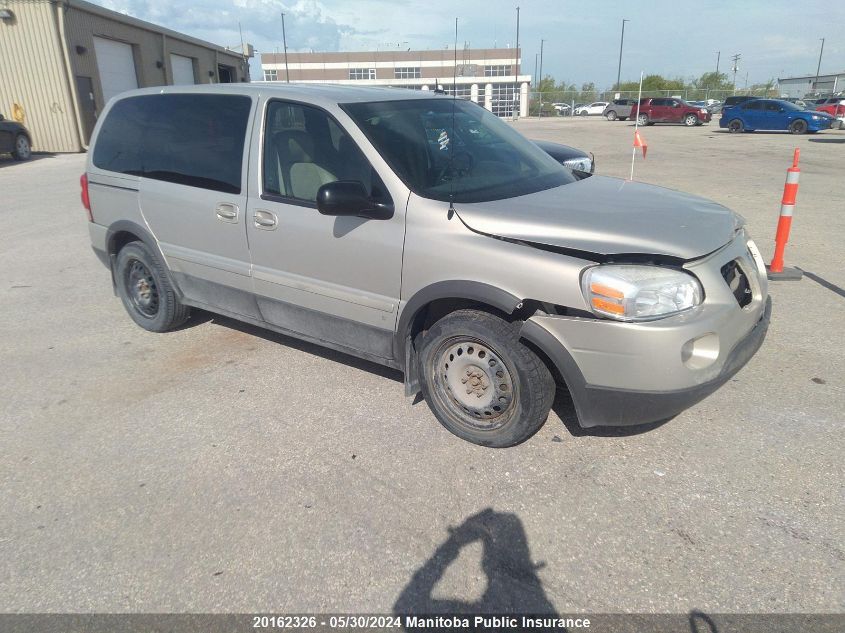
342;98;576;203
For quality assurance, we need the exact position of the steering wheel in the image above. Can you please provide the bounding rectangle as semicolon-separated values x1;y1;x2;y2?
435;150;474;184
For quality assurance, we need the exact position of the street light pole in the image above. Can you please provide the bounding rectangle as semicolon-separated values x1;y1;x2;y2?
814;37;825;93
537;38;545;119
616;19;628;92
281;12;290;83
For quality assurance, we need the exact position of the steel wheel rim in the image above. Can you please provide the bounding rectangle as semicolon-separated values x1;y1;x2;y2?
16;137;30;157
126;259;159;318
431;337;516;431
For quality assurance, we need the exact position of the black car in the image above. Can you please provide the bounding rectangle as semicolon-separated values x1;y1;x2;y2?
532;139;595;173
0;114;32;161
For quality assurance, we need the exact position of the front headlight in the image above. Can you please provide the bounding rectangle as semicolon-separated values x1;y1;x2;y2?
811;115;821;120
563;156;593;172
582;265;703;321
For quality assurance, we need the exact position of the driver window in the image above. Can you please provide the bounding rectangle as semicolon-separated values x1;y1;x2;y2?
263;100;386;204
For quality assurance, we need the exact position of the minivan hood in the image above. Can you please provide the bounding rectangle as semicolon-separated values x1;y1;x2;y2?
455;175;739;260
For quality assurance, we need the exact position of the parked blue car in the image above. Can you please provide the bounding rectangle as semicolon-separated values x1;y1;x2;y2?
719;99;835;134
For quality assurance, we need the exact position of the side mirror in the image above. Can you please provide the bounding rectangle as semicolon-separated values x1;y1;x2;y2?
0;113;4;121
316;180;394;220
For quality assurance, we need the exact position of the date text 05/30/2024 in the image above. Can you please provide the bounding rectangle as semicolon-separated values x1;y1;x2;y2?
252;615;591;629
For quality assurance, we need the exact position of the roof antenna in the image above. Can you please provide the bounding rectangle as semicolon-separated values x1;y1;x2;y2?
448;17;458;217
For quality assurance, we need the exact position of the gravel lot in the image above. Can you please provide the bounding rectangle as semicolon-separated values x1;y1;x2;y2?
1;117;843;616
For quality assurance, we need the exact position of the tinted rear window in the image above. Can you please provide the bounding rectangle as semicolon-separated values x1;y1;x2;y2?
93;94;252;194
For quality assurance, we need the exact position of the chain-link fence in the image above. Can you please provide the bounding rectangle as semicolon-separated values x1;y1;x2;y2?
525;87;781;117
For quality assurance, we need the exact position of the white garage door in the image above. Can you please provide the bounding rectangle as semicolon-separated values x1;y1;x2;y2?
93;37;138;103
170;54;195;85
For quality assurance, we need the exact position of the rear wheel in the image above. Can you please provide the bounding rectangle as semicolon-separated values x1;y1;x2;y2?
684;114;699;126
790;119;808;134
637;113;649;126
606;110;618;121
728;119;744;133
418;309;555;448
115;241;190;332
12;134;31;160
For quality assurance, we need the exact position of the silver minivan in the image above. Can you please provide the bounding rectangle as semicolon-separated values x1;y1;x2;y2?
83;84;770;447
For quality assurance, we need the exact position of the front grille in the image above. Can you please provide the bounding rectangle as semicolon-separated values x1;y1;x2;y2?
721;260;752;308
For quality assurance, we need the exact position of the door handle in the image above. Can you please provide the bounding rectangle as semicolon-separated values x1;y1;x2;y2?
253;209;278;229
216;203;239;223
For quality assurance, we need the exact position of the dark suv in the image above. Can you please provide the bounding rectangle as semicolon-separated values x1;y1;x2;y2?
632;98;712;126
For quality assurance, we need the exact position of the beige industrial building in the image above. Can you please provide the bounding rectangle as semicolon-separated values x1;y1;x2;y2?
0;0;251;152
260;48;532;118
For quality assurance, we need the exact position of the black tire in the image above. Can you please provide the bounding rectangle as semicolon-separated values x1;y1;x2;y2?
637;113;649;126
115;241;190;332
418;309;555;448
606;110;618;121
790;119;808;134
684;114;698;127
12;134;31;160
728;119;744;133
578;110;588;116
619;116;628;121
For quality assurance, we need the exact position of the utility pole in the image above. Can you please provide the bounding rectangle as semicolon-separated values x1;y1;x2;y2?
715;51;720;74
616;19;628;91
513;6;520;120
534;53;538;90
281;12;290;83
731;53;741;92
814;38;825;93
537;38;545;119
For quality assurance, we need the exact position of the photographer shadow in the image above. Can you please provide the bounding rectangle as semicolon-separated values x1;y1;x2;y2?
393;508;560;618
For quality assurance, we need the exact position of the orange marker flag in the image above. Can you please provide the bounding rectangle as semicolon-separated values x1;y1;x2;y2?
633;130;647;159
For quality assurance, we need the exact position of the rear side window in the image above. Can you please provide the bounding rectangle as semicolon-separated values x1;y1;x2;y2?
93;94;252;194
743;101;763;110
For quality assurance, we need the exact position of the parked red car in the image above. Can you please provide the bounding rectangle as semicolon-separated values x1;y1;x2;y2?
632;97;712;126
815;97;845;118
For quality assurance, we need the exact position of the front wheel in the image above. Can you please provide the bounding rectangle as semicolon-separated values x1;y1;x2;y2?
606;110;618;121
790;119;808;134
418;310;555;448
728;119;744;133
115;241;190;332
637;113;649;126
12;134;31;160
684;114;699;127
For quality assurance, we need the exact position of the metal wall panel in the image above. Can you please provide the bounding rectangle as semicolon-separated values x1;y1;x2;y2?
0;1;80;152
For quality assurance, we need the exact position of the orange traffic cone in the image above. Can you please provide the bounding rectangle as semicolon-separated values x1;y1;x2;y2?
633;130;647;159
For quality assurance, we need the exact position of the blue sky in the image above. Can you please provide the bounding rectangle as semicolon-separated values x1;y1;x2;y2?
96;0;843;87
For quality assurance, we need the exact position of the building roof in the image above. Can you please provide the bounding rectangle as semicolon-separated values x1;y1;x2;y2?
67;0;246;59
778;71;845;82
122;82;456;106
261;48;521;65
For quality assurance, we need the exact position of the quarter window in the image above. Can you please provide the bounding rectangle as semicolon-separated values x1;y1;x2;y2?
349;68;376;80
93;94;252;194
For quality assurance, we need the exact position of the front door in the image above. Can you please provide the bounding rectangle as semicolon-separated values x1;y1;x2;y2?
75;76;97;143
666;99;684;123
131;93;257;316
245;98;405;360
